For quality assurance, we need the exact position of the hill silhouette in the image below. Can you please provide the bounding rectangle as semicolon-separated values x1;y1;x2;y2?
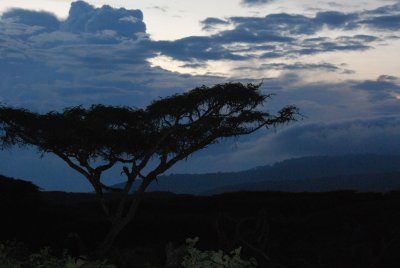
112;154;400;194
2;162;400;266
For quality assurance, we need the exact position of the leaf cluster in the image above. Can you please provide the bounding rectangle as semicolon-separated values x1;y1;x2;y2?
0;82;298;164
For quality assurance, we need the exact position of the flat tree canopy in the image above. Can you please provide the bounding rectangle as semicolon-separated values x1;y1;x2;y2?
0;82;298;255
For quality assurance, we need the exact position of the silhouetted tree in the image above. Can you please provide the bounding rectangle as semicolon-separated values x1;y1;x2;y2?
0;82;298;255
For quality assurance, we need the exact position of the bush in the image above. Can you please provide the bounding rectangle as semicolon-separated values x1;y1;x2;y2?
0;241;116;268
181;237;257;268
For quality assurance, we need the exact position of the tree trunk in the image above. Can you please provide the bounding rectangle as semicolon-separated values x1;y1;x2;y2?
95;220;125;257
95;196;141;257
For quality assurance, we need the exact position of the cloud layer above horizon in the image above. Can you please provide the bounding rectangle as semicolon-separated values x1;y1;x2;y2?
0;0;399;191
0;1;222;110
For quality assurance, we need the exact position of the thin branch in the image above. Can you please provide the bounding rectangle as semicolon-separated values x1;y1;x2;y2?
113;159;149;221
52;150;114;220
52;151;91;179
95;159;117;173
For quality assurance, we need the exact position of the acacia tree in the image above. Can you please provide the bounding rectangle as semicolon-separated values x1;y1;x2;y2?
0;82;298;255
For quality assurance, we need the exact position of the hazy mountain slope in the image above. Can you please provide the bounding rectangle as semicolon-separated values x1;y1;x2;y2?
265;154;400;180
206;172;400;194
111;154;400;194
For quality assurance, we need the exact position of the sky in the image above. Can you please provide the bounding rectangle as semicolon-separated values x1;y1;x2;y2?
0;0;399;191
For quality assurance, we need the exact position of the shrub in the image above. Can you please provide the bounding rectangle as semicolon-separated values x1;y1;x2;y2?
181;237;257;268
0;241;116;268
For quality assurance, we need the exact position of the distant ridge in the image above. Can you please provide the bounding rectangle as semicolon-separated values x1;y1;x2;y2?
112;154;400;195
0;174;40;194
206;172;400;195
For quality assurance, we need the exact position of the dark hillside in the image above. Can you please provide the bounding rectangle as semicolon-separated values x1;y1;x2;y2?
0;174;40;194
0;175;42;244
2;186;400;267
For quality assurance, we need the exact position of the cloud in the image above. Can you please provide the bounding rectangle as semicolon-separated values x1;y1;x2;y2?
148;6;168;13
229;13;319;35
149;2;400;64
0;1;397;109
178;116;400;173
241;0;275;7
359;3;400;30
157;29;375;62
180;62;208;68
1;9;60;31
233;62;342;72
365;3;400;15
0;1;223;110
61;1;145;38
152;36;248;61
354;75;400;91
256;34;376;59
200;17;230;31
352;75;400;101
360;15;400;30
155;5;394;63
228;10;360;35
314;11;358;29
266;117;400;157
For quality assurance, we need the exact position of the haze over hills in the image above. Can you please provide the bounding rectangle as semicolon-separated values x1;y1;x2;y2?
1;154;400;194
112;154;400;195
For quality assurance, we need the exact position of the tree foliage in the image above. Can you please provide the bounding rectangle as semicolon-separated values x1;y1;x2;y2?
0;82;298;255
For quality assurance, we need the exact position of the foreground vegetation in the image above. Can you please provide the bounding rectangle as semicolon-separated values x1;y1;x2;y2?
2;175;400;267
0;238;257;268
0;240;115;268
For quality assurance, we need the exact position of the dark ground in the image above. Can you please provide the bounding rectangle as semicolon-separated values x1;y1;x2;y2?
2;181;400;267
